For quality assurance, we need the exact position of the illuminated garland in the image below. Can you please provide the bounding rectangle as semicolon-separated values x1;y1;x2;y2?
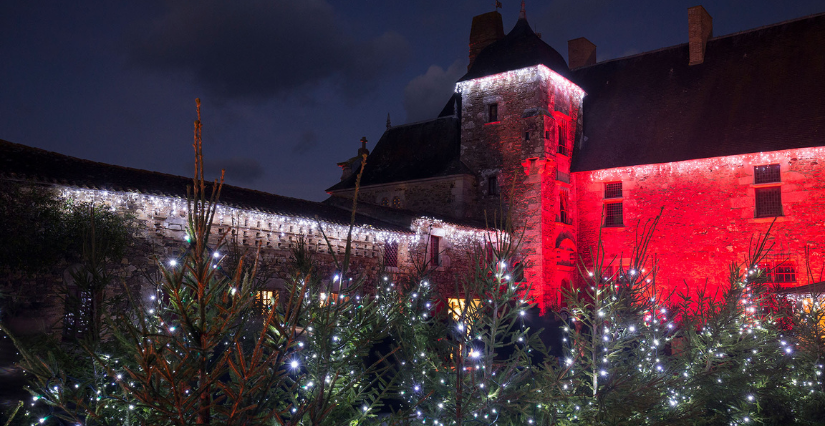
455;64;586;101
58;187;492;249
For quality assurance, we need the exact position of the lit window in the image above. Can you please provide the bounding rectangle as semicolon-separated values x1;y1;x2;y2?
447;298;480;322
391;196;402;209
380;198;389;207
256;290;278;314
384;241;399;268
488;104;498;122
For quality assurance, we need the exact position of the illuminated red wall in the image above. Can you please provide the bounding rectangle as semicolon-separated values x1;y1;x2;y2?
572;147;825;300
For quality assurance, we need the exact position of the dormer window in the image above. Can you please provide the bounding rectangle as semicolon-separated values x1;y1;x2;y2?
487;104;498;123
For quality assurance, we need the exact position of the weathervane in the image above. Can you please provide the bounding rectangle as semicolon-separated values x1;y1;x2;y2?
495;1;502;10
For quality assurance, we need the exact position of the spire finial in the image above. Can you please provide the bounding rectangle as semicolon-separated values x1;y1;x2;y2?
519;1;526;20
386;113;392;129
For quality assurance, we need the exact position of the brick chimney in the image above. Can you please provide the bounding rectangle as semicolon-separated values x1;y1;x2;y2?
568;37;597;69
688;5;713;65
468;11;504;70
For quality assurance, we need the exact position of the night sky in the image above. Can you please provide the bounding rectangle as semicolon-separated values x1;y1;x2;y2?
2;1;823;201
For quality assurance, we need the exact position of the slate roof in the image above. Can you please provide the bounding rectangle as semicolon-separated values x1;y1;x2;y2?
0;139;407;232
571;12;825;172
326;116;467;192
459;17;572;82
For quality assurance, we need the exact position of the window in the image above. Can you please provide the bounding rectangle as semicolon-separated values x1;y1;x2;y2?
447;298;480;322
256;290;278;314
604;182;622;199
557;120;570;156
755;187;782;218
384;241;399;268
754;164;782;218
524;131;530;140
754;164;780;184
488;175;499;196
604;202;623;227
603;182;623;227
759;261;796;284
63;288;94;341
430;236;441;267
391;196;402;209
380;198;389;207
487;103;498;122
559;190;570;224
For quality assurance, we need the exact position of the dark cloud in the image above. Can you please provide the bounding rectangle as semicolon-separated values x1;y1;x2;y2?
127;0;409;101
202;157;264;184
293;130;318;154
403;59;466;123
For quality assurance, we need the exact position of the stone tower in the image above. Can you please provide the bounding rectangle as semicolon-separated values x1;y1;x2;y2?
456;8;585;310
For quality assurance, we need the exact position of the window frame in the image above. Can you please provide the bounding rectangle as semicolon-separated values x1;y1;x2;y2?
487;103;498;123
429;236;441;267
488;175;499;196
384;241;399;268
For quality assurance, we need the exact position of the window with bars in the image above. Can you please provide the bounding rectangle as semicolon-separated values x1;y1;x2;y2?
384;241;399;268
754;164;780;184
559;190;570;224
557;120;570;156
487;104;498;122
430;236;441;267
604;182;622;199
759;261;796;284
755;186;783;217
604;202;623;227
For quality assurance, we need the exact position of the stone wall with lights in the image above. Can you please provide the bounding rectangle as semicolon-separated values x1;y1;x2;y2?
457;65;584;310
574;147;825;298
1;186;491;335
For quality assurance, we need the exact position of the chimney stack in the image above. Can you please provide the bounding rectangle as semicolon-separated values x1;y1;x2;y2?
468;11;504;70
688;5;713;65
568;37;597;69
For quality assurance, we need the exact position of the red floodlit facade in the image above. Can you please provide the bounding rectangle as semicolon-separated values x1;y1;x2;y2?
328;6;825;312
575;148;825;302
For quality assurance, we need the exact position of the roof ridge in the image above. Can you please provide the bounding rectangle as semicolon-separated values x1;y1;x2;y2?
0;138;327;205
392;115;456;130
574;10;825;69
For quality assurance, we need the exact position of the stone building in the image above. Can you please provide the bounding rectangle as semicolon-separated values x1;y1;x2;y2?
328;4;825;310
0;139;490;337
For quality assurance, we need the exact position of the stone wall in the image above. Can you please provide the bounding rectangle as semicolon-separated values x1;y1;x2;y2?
336;174;476;220
575;147;825;299
1;186;487;335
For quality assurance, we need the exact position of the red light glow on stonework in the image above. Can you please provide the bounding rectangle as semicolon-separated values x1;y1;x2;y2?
567;146;825;307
